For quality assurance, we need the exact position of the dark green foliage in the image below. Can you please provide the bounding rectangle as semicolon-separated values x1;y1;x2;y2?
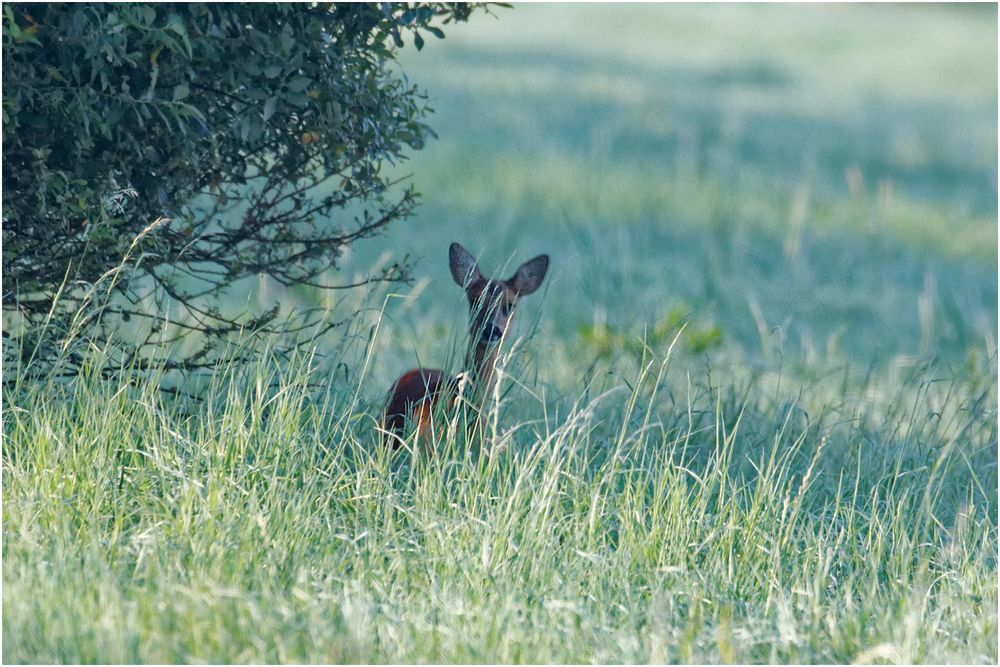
2;2;484;376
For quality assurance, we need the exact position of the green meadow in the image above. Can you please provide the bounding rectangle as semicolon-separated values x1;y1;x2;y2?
4;4;997;663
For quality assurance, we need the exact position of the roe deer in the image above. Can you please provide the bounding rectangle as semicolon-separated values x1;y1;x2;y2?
381;242;549;448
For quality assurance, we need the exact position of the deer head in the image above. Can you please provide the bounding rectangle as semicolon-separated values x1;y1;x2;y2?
448;242;549;349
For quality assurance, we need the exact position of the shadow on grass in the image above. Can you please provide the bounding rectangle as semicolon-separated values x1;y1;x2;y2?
417;44;997;217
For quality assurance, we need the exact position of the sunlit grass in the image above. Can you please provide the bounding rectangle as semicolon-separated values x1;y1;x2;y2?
3;337;996;663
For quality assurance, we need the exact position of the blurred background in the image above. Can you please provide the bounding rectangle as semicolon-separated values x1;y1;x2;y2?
314;3;996;400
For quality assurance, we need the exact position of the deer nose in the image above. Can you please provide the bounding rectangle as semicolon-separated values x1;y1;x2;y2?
481;325;503;343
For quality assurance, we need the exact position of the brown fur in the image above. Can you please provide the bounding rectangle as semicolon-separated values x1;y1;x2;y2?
382;368;457;446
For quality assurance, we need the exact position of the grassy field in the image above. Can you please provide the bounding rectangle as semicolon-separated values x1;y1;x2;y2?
3;4;997;663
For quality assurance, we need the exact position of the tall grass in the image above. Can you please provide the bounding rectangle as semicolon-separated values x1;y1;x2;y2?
3;328;995;662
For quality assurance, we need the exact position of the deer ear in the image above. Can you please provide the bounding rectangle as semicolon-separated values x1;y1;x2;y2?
449;242;482;288
508;254;549;296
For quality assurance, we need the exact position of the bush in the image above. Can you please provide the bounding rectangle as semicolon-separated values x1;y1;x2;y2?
2;2;486;378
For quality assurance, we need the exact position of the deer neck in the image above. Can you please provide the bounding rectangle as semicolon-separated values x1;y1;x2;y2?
462;341;500;401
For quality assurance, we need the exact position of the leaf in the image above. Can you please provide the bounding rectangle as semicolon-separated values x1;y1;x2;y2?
414;32;424;51
287;76;311;93
164;14;193;58
4;6;21;40
16;24;40;46
172;84;190;101
263;96;277;121
425;26;445;39
174;102;205;122
43;65;64;82
263;63;283;79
